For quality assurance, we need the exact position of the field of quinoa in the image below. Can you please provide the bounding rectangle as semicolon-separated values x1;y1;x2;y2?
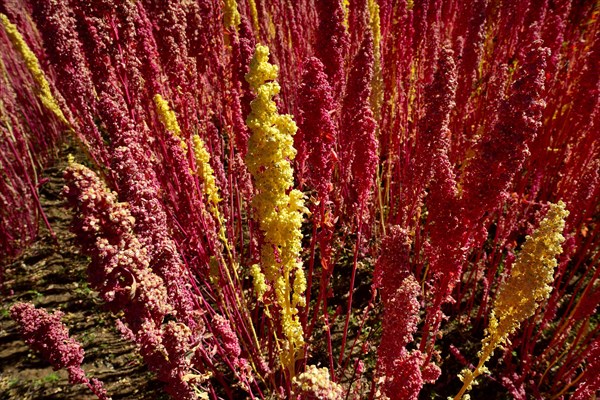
0;0;598;399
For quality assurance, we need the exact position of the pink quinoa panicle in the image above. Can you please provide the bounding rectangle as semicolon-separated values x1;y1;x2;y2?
315;0;349;99
62;160;202;400
10;302;110;400
340;30;378;211
296;56;337;200
462;44;550;224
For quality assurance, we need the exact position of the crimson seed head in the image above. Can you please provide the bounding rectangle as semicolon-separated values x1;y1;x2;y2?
462;44;549;224
10;302;84;372
212;314;241;359
315;0;349;98
296;57;337;200
10;303;110;399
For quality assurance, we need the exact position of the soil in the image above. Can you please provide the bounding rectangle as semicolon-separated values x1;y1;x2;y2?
0;148;167;400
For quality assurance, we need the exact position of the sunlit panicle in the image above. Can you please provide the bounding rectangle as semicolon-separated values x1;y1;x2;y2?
0;13;68;126
493;201;569;329
10;303;110;400
153;94;222;215
293;365;343;400
154;94;184;143
250;263;268;302
223;0;241;31
368;0;383;119
192;134;222;208
244;44;307;372
248;0;260;34
453;201;569;400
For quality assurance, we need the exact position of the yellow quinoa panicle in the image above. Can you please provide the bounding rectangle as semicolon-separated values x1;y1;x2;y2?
244;44;308;371
153;94;182;138
0;13;69;126
492;200;569;340
453;201;569;400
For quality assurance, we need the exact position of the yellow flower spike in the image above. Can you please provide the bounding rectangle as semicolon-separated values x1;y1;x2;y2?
192;134;222;208
292;263;307;309
492;201;568;337
245;44;307;375
208;256;221;287
223;0;241;31
0;13;69;126
245;46;278;91
342;0;350;29
153;93;189;153
453;201;569;400
368;0;383;119
153;94;223;222
250;264;268;302
368;0;381;54
248;0;260;34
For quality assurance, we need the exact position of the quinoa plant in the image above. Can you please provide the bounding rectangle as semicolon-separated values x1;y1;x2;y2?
1;0;598;399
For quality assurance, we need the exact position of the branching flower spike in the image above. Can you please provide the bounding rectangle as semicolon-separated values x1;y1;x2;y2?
244;44;308;375
453;201;569;400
